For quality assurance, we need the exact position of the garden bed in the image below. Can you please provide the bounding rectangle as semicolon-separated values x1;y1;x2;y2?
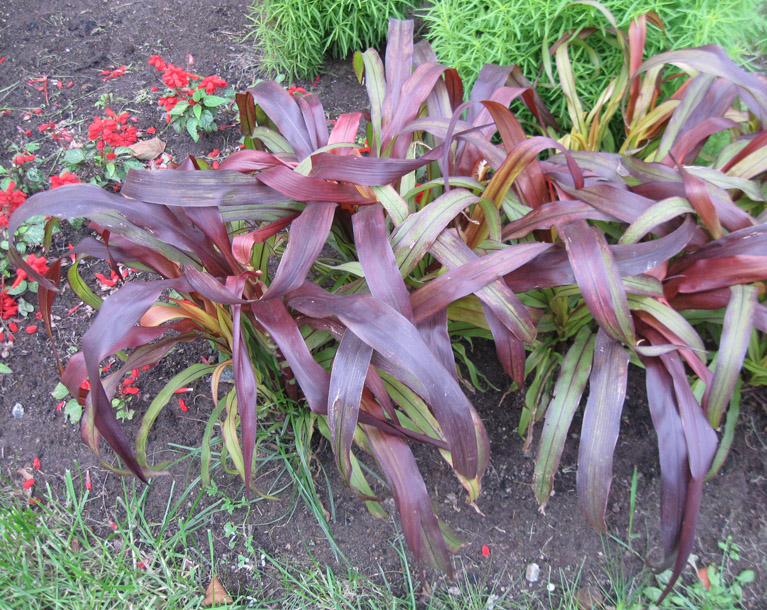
1;1;766;608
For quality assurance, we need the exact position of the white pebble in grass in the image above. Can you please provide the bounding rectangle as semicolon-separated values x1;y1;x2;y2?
11;402;24;419
547;583;556;592
525;562;540;583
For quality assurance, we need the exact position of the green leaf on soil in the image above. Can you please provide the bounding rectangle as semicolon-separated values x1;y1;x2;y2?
64;399;83;424
51;382;69;399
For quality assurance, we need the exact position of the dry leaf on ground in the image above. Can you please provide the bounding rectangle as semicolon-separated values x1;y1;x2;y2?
698;566;712;590
202;576;233;606
127;137;166;160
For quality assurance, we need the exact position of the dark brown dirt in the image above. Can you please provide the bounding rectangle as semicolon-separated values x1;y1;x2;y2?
1;1;767;608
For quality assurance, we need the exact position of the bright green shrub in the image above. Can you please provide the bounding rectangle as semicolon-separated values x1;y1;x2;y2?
246;0;417;81
422;0;767;126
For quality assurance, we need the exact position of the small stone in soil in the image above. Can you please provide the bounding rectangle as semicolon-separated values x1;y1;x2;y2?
12;403;24;419
525;562;540;583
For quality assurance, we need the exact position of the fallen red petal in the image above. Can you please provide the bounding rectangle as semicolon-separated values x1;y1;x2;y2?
33;457;41;470
23;478;35;489
178;398;189;412
25;325;38;334
481;545;491;557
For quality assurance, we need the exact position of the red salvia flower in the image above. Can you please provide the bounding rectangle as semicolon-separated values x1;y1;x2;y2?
12;253;48;289
162;64;191;89
100;66;128;81
148;55;167;72
199;75;227;94
13;153;35;165
50;171;81;189
0;180;27;220
0;290;19;319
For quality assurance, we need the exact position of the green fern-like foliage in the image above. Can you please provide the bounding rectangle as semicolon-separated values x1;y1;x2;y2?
246;0;417;81
422;0;767;127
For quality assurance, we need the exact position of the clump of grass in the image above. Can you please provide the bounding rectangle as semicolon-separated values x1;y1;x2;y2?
0;470;213;609
245;0;417;81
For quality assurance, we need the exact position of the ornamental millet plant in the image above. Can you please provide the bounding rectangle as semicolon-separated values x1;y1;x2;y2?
9;17;767;604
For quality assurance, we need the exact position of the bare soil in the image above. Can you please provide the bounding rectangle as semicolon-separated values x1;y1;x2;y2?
1;1;766;607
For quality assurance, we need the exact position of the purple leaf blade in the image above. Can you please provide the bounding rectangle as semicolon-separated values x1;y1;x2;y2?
634;45;767;124
257;165;374;204
121;168;288;207
664;256;767;297
643;355;689;563
656;349;718;603
287;284;481;479
364;424;454;576
328;330;373;482
558;220;636;345
429;230;538;344
382;18;414;137
328;112;363;155
502;200;617;240
250;297;330;414
412;241;551;321
80;278;192;481
506;214;697;293
310;146;444;185
263;202;337;300
353;203;414;320
232;301;260;494
251;81;314;159
577;329;630;532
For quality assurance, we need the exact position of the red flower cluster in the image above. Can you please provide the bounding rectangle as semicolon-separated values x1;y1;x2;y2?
163;64;191;88
100;66;127;81
0;180;27;228
88;108;138;151
287;85;308;96
12;253;49;289
200;75;227;94
148;54;227;122
120;367;141;400
0;289;18;319
13;153;35;165
50;171;81;189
